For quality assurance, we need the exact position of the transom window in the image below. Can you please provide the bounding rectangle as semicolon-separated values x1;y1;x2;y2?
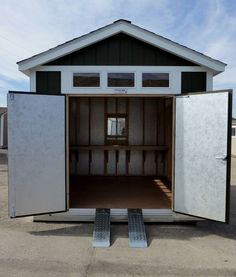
142;73;169;87
72;71;171;89
108;73;134;87
73;73;100;87
106;114;127;145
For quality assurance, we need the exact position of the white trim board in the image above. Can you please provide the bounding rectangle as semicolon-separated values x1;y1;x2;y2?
18;20;226;76
30;65;213;94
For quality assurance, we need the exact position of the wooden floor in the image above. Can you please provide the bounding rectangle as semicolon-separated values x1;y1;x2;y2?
69;176;172;209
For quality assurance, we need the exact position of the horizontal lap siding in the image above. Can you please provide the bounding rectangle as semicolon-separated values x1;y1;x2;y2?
45;33;197;66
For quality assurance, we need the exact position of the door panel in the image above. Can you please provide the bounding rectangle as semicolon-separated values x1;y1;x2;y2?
174;91;231;222
8;93;66;217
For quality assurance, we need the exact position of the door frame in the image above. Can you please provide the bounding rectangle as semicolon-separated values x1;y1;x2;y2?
12;90;230;219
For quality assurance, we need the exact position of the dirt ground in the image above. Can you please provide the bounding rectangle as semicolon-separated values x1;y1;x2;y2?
0;150;236;277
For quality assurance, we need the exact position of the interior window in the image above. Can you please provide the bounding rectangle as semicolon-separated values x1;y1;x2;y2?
73;73;100;87
142;73;169;87
108;73;134;87
106;115;127;144
107;118;117;136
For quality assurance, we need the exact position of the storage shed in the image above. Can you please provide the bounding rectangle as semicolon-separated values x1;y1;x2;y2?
8;20;232;247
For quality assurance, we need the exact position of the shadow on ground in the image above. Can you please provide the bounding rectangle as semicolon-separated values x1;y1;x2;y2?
29;218;236;246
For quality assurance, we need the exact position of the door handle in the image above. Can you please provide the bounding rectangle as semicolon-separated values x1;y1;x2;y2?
215;155;227;161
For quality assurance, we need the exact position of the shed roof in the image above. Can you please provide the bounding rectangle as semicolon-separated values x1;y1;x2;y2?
17;19;226;76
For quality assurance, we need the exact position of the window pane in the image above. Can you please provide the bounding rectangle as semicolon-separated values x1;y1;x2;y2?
117;118;126;136
107;117;127;136
108;73;134;87
107;118;117;135
73;73;100;87
142;73;169;87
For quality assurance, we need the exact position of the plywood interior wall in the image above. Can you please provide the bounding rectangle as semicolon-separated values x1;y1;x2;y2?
69;97;172;179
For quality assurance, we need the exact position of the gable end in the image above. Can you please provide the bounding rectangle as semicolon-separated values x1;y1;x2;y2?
45;33;198;66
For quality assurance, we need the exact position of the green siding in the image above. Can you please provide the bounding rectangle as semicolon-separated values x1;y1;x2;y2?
181;72;206;93
45;33;197;66
36;71;61;94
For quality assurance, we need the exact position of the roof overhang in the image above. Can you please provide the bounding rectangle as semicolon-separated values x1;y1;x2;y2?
18;20;226;76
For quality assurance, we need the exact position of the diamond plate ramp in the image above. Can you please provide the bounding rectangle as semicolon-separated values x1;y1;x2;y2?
128;209;147;248
93;209;110;247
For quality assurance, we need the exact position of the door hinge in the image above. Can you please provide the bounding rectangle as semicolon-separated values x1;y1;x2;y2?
178;95;190;98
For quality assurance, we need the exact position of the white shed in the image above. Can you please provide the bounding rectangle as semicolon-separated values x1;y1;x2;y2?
7;20;232;247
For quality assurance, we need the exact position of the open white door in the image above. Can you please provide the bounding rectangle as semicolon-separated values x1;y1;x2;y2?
8;92;67;217
174;91;232;223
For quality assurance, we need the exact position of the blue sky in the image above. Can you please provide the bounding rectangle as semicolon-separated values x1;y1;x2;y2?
0;0;236;116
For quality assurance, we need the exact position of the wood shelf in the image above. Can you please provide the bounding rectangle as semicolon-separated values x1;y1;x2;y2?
70;145;169;151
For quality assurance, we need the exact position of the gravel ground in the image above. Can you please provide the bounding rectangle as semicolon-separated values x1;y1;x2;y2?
0;150;236;277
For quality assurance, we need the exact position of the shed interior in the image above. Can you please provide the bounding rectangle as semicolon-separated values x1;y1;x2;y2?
68;96;173;209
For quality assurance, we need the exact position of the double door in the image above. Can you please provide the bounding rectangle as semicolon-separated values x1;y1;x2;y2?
7;91;232;222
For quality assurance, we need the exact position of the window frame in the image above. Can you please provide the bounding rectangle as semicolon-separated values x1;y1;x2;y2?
142;72;170;88
105;113;128;145
72;72;101;88
107;72;136;88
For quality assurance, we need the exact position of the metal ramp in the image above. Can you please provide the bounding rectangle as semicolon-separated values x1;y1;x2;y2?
128;209;148;248
92;209;110;247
